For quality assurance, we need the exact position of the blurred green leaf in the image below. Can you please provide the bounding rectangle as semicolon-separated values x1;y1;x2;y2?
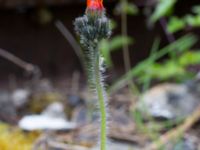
166;6;200;33
142;38;161;91
167;17;186;33
140;61;185;81
109;34;198;94
184;14;200;27
139;50;200;82
99;39;112;66
178;51;200;66
151;0;177;22
114;1;138;15
109;19;117;30
192;5;200;14
123;3;138;15
99;36;133;67
110;36;133;50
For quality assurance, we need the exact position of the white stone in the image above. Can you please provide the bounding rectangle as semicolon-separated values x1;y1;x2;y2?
18;115;76;131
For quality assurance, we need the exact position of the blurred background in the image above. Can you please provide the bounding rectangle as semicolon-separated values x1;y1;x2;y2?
1;0;200;150
0;0;200;81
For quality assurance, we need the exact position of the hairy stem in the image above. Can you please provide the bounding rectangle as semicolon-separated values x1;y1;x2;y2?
74;10;110;150
94;51;107;150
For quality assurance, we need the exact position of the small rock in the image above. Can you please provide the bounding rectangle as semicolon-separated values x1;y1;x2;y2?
32;79;53;92
11;89;30;108
173;139;196;150
42;102;66;118
137;83;200;120
67;95;84;107
92;141;138;150
72;106;89;125
0;91;17;123
167;134;199;150
18;102;76;131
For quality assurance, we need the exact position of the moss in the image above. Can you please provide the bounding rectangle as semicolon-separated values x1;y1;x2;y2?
29;92;63;113
0;123;39;150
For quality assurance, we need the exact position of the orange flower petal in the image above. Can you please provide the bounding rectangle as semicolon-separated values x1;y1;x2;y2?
87;0;104;10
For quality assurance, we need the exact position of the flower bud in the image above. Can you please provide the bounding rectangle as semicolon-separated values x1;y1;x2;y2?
86;0;105;16
87;0;104;11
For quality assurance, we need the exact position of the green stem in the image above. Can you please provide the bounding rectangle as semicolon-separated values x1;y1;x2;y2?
94;52;107;150
121;0;139;94
121;0;131;72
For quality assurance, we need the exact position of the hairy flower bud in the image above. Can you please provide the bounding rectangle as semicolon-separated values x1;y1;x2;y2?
74;0;111;77
74;13;111;49
74;11;111;86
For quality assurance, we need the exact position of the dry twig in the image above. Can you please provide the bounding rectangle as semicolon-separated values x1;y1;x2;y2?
55;20;85;70
48;141;90;150
145;105;200;150
0;48;41;79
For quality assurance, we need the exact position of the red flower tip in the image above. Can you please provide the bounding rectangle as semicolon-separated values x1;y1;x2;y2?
87;0;104;11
